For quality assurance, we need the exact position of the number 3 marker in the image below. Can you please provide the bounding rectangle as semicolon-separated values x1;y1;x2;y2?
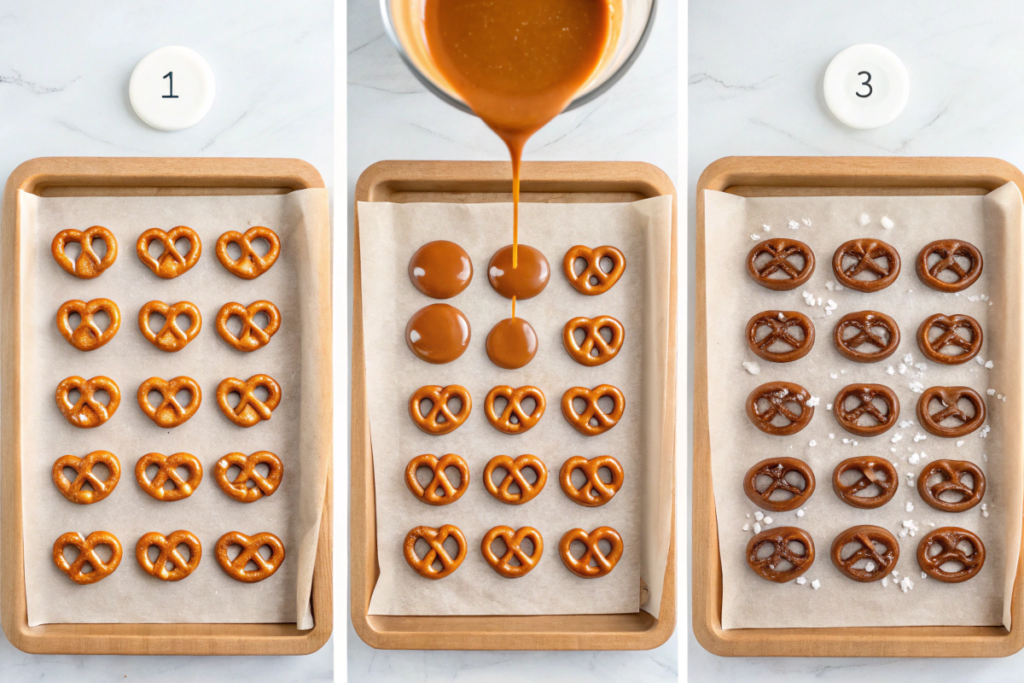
824;44;908;130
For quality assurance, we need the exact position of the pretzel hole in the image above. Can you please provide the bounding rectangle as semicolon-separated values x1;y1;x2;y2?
89;236;108;259
64;241;82;263
492;396;510;419
568;540;589;562
488;536;510;559
249;237;272;257
518;396;538;419
253;385;270;402
251;311;271;330
573;327;588;346
572;257;589;277
754;251;806;280
174;237;194;257
67;388;82;404
226;464;244;480
146;311;167;332
62;466;83;484
176;388;196;408
93;389;111;407
61;544;81;565
224;240;243;260
841;324;890;350
67;311;83;329
841;252;891;281
173;313;194;331
225;391;242;408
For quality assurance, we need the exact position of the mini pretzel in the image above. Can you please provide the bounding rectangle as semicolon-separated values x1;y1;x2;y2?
561;384;624;436
742;457;815;512
832;238;901;292
136;530;202;581
405;453;469;505
833;311;900;362
216;226;281;279
917;386;985;437
484;454;548;504
53;531;122;584
746;238;815;291
135;452;203;502
136;226;202;279
560;455;624;507
138;301;202;352
215;451;284;503
486;385;546;434
745;310;815;363
215;531;286;583
917;527;985;583
916;239;983;292
216;301;281;352
482;526;544;578
917;314;983;365
217;374;282;427
917;459;986;512
744;381;813;436
56;299;121;351
138;376;202;428
51;451;121;504
833;383;900;436
559;526;623;578
746;526;815;583
831;525;899;583
403;524;467;579
563;245;626;295
563;315;625;366
51;226;118;279
408;385;472;435
55;376;120;428
832;456;898;509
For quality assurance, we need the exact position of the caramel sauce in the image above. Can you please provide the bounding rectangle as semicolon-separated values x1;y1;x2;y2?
486;317;539;369
488;244;550;300
409;240;474;299
406;303;471;364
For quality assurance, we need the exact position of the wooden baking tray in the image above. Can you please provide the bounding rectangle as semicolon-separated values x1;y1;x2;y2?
1;157;332;655
351;160;677;650
694;156;1024;658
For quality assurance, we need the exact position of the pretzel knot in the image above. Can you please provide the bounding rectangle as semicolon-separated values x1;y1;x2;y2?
138;301;202;352
215;531;286;583
746;238;815;290
216;300;281;352
136;227;202;279
51;226;118;279
917;314;983;365
563;245;626;295
403;524;467;580
917;386;986;438
562;315;625;366
917;527;986;583
832;238;901;292
216;226;281;279
52;451;121;505
561;384;624;436
833;383;900;437
217;374;282;427
405;453;469;505
560;455;624;507
56;298;121;351
832;456;899;509
53;531;122;584
215;451;284;503
138;376;202;428
55;375;120;428
559;526;624;578
484;454;548;505
916;239;983;293
917;459;986;512
136;530;202;581
485;385;546;434
408;385;472;435
135;452;204;502
830;525;899;582
481;526;544;578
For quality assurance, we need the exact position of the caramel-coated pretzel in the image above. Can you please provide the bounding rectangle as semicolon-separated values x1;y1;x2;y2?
746;526;815;583
917;314;983;365
408;385;472;435
52;451;121;505
217;374;282;427
136;530;202;581
403;524;467;580
55;375;120;428
484;454;548;505
744;381;813;436
559;455;624;507
832;238;901;292
215;531;286;583
917;459;986;512
559;526;623;578
917;526;985;583
404;453;469;505
833;384;900;436
137;376;202;428
832;456;899;509
215;451;284;503
745;310;815;363
746;238;815;291
561;384;624;436
56;298;121;351
832;311;900;362
563;245;626;295
742;457;815;512
486;385;546;434
916;239;983;292
138;301;202;352
53;531;122;584
135;452;203;502
136;227;202;279
482;525;544;578
216;226;281;279
830;525;899;583
51;226;118;279
917;386;986;437
562;315;625;366
215;300;281;352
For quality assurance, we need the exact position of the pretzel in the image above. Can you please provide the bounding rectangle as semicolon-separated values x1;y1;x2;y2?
559;455;624;507
832;311;900;362
830;525;899;583
833;383;900;436
561;384;624;436
832;456;899;509
744;381;813;436
217;374;282;427
55;375;120;428
745;310;815;363
832;238;901;292
917;459;986;512
51;451;121;504
743;457;815;512
482;526;544;578
215;531;286;583
136;530;202;581
216;301;281;352
746;526;815;583
559;526;623;578
56;299;121;351
51;226;118;279
917;386;986;437
746;238;815;291
405;453;469;505
136;226;202;279
917;314;983;365
484;454;548;504
562;315;625;366
486;385;546;434
53;531;122;584
135;452;203;502
917;527;985;582
403;524;467;579
408;385;472;435
916;239;983;292
215;451;284;503
563;245;626;295
138;301;202;352
216;226;281;279
138;376;202;428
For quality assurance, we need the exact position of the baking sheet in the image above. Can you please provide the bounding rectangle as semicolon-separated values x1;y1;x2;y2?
18;189;330;628
358;196;672;616
704;184;1024;629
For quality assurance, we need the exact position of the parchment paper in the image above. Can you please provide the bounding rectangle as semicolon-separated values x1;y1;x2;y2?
704;185;1024;629
18;188;330;628
358;196;673;616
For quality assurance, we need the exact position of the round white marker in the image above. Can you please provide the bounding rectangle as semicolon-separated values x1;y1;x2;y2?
823;44;908;130
129;46;215;131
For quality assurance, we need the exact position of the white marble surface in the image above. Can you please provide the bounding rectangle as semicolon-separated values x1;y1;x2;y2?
346;0;678;680
689;1;1024;680
0;2;332;680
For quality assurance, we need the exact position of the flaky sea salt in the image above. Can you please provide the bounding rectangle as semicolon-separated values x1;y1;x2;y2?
754;511;764;521
811;579;821;589
859;213;871;226
796;576;807;585
880;216;895;230
742;361;761;375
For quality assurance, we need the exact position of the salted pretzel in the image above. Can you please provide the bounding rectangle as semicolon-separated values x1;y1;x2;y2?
403;524;467;580
216;226;281;279
559;455;624;507
742;457;815;512
832;238;901;292
51;226;118;279
746;238;815;291
56;298;121;351
138;301;202;352
482;525;544;578
916;239;983;292
744;381;813;436
562;315;625;366
917;314;983;365
832;456;899;509
484;454;548;505
917;386;986;437
55;375;120;428
486;385;546;434
408;385;472;435
917;527;985;582
559;526;623;578
563;245;626;295
138;376;202;428
215;531;286;583
561;384;624;436
746;526;815;583
745;310;815;363
51;451;121;504
216;300;281;352
135;452;203;502
215;451;284;503
137;226;202;279
53;531;122;584
136;530;202;581
833;383;900;436
217;374;282;427
833;311;900;362
405;453;469;505
917;459;986;512
830;525;899;583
